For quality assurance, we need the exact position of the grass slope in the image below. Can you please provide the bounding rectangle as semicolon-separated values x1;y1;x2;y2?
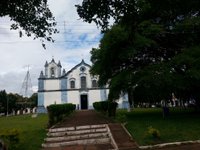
0;114;48;150
117;108;200;145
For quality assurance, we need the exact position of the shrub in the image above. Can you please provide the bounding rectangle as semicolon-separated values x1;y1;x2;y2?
0;129;20;150
47;103;76;127
93;101;118;117
147;126;160;139
93;102;101;112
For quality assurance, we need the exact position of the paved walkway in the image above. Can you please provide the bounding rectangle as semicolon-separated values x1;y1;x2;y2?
43;110;200;150
53;110;113;128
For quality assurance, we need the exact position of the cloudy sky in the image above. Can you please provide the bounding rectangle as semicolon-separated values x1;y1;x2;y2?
0;0;102;96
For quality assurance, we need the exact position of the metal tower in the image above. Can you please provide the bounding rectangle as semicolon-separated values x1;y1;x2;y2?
20;66;33;97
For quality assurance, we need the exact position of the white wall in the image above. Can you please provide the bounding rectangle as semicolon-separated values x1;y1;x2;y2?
44;91;61;107
45;79;60;90
67;65;98;89
88;90;101;109
67;91;80;105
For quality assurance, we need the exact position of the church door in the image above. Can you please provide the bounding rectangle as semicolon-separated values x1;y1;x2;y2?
80;95;88;109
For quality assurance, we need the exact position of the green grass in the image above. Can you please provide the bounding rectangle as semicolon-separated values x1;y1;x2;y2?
116;108;200;146
0;114;48;150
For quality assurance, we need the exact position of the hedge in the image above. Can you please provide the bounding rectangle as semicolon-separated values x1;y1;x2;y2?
93;101;118;117
93;101;108;113
47;103;76;127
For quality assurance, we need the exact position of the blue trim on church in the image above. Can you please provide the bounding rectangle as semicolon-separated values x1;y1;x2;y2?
38;79;44;91
61;78;68;103
37;93;47;113
61;78;67;89
38;93;44;106
122;94;129;109
61;91;67;103
100;89;107;101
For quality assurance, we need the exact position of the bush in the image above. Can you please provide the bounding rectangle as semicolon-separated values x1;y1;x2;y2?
93;101;108;113
47;103;76;127
93;101;118;117
147;126;160;139
0;129;20;150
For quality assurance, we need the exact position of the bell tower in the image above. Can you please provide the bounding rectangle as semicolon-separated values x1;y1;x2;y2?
44;58;62;78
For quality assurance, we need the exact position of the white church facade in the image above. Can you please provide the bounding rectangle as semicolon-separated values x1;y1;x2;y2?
37;59;129;112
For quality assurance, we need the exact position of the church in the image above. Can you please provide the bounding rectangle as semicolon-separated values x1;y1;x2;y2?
37;59;128;113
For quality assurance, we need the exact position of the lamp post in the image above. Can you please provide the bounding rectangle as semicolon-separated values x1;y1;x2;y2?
6;96;8;116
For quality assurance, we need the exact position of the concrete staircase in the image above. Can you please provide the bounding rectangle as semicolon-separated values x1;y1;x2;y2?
42;124;112;148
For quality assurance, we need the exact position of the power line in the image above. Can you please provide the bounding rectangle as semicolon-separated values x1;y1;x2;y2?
0;40;100;44
0;31;101;35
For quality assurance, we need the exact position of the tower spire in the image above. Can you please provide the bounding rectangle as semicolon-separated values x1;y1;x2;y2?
20;65;33;97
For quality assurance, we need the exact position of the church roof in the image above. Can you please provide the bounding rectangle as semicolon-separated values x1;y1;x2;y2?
41;59;91;79
51;58;55;63
45;61;48;67
39;71;45;78
65;59;91;76
44;58;62;67
62;69;66;74
58;61;62;67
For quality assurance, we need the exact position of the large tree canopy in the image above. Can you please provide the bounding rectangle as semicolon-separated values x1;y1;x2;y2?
169;46;200;107
77;0;200;105
77;0;200;32
0;0;58;44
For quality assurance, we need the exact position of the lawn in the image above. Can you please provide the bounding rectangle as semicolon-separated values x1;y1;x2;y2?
116;108;200;146
0;114;48;150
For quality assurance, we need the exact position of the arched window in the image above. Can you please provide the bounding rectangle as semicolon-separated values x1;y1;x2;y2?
92;80;98;88
81;76;86;89
70;80;75;88
51;67;55;77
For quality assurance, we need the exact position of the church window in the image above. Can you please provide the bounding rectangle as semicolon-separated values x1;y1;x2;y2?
51;67;55;77
81;76;86;89
80;66;86;72
70;80;75;88
92;80;98;88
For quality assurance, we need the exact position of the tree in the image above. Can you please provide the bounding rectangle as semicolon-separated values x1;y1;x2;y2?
90;26;134;104
0;0;58;46
77;0;200;32
0;90;7;114
77;0;200;106
169;46;200;109
7;93;18;113
28;93;38;108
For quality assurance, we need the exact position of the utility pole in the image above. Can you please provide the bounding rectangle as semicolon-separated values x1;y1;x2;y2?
6;96;8;116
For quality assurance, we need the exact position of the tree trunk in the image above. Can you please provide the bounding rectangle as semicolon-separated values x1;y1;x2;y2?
128;89;133;109
108;102;118;117
162;106;169;118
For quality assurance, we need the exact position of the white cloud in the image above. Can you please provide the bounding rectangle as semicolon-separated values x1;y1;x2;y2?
0;0;101;95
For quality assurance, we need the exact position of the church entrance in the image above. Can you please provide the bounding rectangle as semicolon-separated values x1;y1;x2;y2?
80;95;88;109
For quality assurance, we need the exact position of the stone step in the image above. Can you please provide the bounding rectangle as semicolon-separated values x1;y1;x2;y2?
47;128;108;137
49;124;107;133
45;132;109;142
42;137;111;148
42;124;112;148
